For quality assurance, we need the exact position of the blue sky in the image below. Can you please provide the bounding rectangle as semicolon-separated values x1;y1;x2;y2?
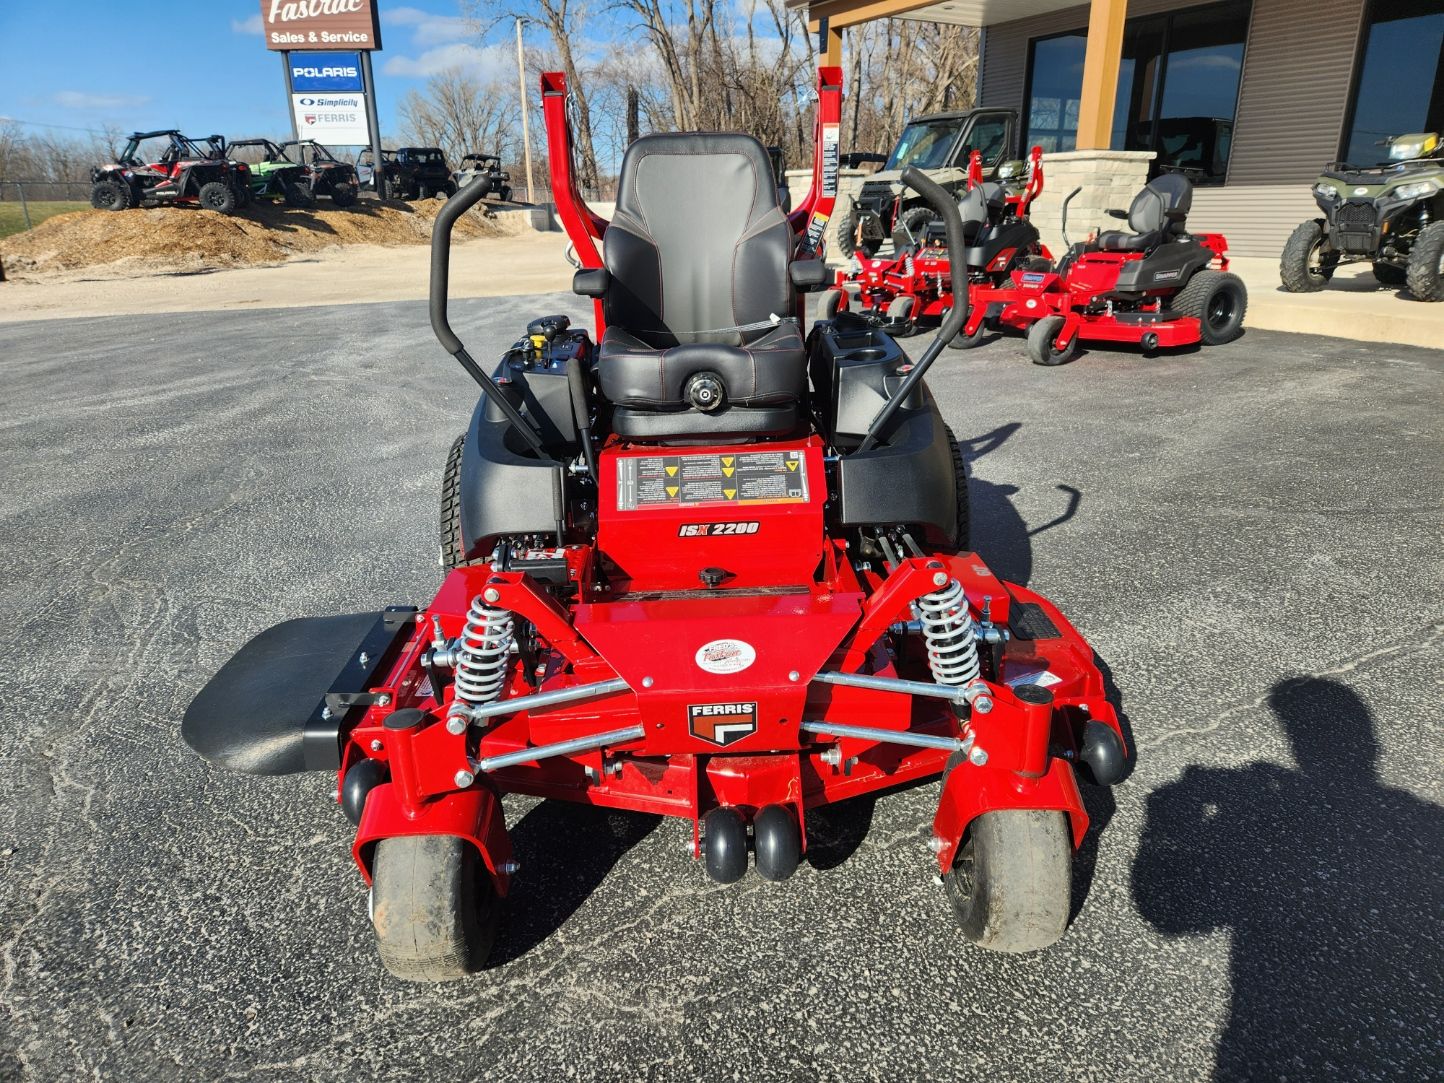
0;1;523;144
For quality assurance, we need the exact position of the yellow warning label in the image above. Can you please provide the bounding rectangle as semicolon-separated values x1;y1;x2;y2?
618;451;809;509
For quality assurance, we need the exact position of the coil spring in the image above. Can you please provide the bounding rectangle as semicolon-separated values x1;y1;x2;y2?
452;595;515;707
917;577;981;687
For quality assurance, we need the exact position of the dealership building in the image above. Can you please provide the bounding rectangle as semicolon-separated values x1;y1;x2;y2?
792;0;1444;256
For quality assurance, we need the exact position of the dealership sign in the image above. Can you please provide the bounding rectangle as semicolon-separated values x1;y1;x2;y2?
261;0;381;51
291;93;370;144
290;51;363;91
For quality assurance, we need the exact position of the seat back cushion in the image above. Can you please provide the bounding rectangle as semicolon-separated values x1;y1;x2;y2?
604;132;793;349
1128;172;1193;234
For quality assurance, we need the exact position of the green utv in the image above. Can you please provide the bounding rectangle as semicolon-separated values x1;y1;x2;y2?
222;139;316;207
1281;132;1444;301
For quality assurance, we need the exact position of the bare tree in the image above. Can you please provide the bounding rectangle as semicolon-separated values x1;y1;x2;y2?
399;68;519;165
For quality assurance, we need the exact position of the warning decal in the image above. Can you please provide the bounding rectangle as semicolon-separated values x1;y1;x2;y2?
616;450;808;510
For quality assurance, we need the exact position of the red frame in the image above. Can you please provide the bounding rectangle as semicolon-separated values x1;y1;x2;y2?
340;77;1124;893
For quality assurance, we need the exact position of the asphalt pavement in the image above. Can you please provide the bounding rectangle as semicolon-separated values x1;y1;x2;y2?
1;297;1441;1081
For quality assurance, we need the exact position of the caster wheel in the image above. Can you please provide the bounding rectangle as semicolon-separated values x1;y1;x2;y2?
371;834;500;981
703;806;748;884
1026;315;1079;366
753;804;801;882
944;810;1070;953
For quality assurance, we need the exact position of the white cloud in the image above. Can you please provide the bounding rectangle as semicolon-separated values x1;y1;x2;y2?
382;41;510;81
1168;53;1241;73
384;6;477;47
231;13;263;34
53;90;152;111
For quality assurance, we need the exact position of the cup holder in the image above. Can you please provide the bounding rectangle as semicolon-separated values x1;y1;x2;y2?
847;347;888;361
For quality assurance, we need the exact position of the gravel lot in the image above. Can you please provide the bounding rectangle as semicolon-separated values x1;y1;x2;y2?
1;299;1441;1081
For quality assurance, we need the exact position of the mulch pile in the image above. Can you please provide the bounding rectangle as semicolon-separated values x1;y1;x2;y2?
0;198;505;277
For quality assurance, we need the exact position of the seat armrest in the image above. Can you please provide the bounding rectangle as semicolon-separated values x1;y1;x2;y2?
573;267;610;298
1105;208;1129;219
789;258;829;290
1163;208;1188;222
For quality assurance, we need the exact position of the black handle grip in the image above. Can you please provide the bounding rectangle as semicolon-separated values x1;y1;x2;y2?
429;179;493;356
900;166;968;340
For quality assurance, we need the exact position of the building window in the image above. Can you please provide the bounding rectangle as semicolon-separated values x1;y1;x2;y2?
1023;1;1251;184
1023;31;1087;153
1343;0;1444;166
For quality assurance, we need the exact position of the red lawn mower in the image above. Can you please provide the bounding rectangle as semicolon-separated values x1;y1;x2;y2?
183;69;1128;981
823;147;1051;343
967;173;1249;366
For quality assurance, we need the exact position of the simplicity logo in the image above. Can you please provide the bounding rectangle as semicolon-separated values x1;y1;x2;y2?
298;96;360;107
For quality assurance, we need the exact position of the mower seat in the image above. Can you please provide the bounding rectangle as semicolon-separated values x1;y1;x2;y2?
586;132;806;441
1095;173;1193;253
922;182;1005;249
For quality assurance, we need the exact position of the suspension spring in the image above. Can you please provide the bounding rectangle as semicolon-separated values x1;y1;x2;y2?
451;595;515;712
917;577;981;687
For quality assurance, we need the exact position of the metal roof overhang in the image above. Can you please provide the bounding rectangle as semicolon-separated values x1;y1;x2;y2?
788;0;1079;30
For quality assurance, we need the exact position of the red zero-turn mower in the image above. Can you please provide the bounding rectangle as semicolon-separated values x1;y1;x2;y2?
183;69;1128;981
822;147;1051;342
967;173;1248;366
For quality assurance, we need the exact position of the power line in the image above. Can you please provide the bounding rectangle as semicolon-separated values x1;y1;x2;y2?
0;117;124;136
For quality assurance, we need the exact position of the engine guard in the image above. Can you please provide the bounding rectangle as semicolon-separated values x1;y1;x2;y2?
182;607;418;775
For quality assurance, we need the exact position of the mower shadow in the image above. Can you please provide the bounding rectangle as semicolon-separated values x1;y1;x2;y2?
1130;677;1444;1079
488;801;662;966
960;422;1083;587
805;794;877;871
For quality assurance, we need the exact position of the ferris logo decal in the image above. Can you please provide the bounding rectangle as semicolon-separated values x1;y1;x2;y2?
678;521;760;537
688;702;758;746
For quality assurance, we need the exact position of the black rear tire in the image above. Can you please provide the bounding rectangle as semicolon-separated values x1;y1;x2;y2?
944;810;1071;953
283;179;316;208
1371;261;1407;286
898;204;941;244
1405;221;1444;302
1174;269;1247;345
1026;315;1079;366
836;198;880;259
440;432;467;571
90;178;131;212
1280;219;1336;292
330;183;358;208
371;834;500;982
198;180;236;215
945;425;971;550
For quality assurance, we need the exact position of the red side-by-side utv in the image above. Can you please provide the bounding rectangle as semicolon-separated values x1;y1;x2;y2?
183;68;1128;981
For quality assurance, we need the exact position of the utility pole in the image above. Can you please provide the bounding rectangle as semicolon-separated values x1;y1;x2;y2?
515;18;535;202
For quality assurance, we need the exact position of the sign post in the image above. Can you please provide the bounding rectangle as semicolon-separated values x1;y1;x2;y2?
261;1;383;195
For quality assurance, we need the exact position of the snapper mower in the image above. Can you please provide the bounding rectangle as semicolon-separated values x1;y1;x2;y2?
183;68;1128;981
823;147;1051;344
966;173;1249;365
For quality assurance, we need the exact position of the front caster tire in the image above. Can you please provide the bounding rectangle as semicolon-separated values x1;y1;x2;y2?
1026;315;1079;366
1406;221;1444;301
371;834;500;981
817;287;846;321
944;810;1071;953
702;807;748;884
753;805;800;882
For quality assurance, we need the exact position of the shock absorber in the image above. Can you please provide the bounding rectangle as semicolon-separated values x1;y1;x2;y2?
441;594;515;732
916;575;982;690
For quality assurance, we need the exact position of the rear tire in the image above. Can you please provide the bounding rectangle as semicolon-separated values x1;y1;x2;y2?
945;425;971;550
1026;315;1079;366
1280;219;1336;292
836;198;880;259
1405;221;1444;302
90;178;131;212
371;834;500;982
440;432;467;571
1371;261;1407;286
198;180;236;215
898;204;941;244
1173;269;1247;345
944;810;1071;953
330;184;358;208
283;179;315;208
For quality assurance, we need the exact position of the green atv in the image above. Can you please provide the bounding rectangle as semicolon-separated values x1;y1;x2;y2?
1281;132;1444;301
223;139;316;208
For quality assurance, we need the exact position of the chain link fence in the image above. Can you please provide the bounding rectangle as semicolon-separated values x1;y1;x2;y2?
1;180;94;231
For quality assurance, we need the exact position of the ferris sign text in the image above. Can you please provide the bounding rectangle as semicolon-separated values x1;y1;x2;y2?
260;0;382;51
